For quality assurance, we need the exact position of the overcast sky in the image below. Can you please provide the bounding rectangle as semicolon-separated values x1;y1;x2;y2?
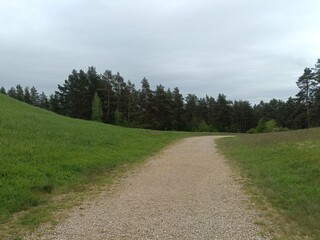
1;0;320;104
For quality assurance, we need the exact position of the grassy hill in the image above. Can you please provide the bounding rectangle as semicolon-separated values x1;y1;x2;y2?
218;129;320;239
0;94;187;226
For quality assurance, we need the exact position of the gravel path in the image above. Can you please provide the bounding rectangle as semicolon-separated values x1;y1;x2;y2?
29;136;269;239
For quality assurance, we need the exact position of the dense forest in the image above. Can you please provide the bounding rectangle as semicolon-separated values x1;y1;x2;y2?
2;59;320;132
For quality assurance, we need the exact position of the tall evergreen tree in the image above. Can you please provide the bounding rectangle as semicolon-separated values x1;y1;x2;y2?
112;72;126;120
313;59;320;83
197;98;208;123
87;67;101;93
56;77;71;116
74;69;90;120
49;93;62;114
296;67;317;127
312;59;320;126
125;80;138;124
232;100;254;132
39;92;50;109
171;87;185;130
15;84;24;101
30;86;40;106
100;70;116;123
24;87;32;104
7;87;16;98
185;94;199;130
254;99;283;125
56;69;93;119
283;97;300;129
87;67;102;111
152;84;172;130
0;87;6;94
137;78;154;128
275;99;290;127
69;69;85;118
213;94;232;131
206;96;216;129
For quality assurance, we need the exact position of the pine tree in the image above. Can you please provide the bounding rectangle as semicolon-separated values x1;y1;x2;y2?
185;94;198;131
70;69;84;118
153;84;172;130
214;94;232;132
197;98;208;123
100;70;115;123
171;87;185;130
64;69;82;117
296;67;317;127
125;80;138;124
206;96;216;129
312;59;320;126
283;97;299;129
0;87;6;94
39;92;50;109
30;86;40;106
56;69;92;119
49;94;62;114
7;87;16;98
56;79;71;116
24;87;32;104
232;100;254;132
87;67;102;96
92;92;103;122
15;84;24;101
87;67;102;117
112;72;126;123
137;78;154;128
313;59;320;83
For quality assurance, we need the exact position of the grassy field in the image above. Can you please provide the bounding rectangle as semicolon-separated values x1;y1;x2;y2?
0;93;189;231
217;129;320;239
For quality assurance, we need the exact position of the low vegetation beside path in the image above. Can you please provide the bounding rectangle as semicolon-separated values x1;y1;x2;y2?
217;129;320;239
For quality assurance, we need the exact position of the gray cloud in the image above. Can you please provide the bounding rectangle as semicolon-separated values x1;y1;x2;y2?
1;0;320;103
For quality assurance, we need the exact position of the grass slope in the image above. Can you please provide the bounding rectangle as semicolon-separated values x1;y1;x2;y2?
217;130;320;239
0;94;186;225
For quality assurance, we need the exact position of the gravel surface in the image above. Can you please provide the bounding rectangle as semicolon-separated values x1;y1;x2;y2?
27;136;270;239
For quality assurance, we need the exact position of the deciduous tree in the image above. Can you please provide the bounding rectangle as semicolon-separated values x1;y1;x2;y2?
92;92;103;122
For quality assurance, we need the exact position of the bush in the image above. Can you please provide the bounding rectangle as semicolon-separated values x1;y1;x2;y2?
249;118;285;134
197;120;211;132
247;128;257;134
265;119;277;132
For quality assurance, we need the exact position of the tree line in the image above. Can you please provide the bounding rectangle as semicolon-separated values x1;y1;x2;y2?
2;59;320;132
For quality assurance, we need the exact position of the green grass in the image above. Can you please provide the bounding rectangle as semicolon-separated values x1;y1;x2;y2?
217;129;320;239
0;94;188;227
